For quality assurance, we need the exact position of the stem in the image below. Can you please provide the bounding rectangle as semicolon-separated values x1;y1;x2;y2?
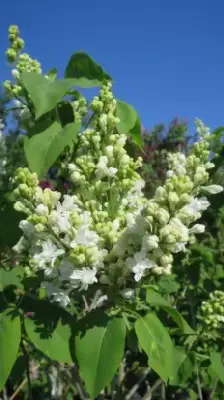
2;388;8;400
161;383;166;399
142;378;163;400
71;365;89;400
125;367;151;400
89;289;103;311
9;365;39;400
196;370;203;400
209;377;219;399
21;340;32;400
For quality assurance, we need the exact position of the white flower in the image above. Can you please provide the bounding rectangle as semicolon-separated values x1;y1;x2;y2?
57;195;79;212
105;145;113;155
12;68;20;79
19;220;35;236
132;179;145;193
167;170;174;178
99;114;108;131
205;162;215;169
112;219;120;232
202;185;223;194
142;235;159;251
58;259;74;281
108;167;118;177
95;156;108;179
182;197;210;215
33;240;65;268
92;248;108;269
126;252;155;282
189;224;205;234
117;135;127;147
176;165;186;176
169;218;189;240
70;267;98;290
35;204;49;216
155;186;167;201
43;282;70;307
70;226;99;248
120;288;135;299
49;210;71;233
171;242;187;253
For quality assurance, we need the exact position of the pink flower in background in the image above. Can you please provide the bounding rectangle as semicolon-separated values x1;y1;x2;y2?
25;312;34;318
39;179;54;190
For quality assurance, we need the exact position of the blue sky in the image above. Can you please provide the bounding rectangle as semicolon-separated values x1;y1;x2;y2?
0;0;223;132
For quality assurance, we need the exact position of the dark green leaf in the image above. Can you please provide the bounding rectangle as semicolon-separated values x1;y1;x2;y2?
65;51;112;87
135;312;173;382
0;201;23;250
24;121;81;177
57;101;74;127
146;288;194;334
210;352;224;384
0;266;24;291
21;72;78;119
0;311;21;390
25;317;72;363
75;316;126;398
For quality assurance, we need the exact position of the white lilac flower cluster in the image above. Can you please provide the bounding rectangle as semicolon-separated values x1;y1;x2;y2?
0;119;7;188
13;82;223;308
199;290;224;329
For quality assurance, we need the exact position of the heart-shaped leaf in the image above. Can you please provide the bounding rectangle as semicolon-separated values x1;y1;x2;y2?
21;72;78;119
75;316;126;398
146;288;194;334
0;311;21;390
24;121;81;177
135;312;173;382
65;51;112;87
25;317;72;364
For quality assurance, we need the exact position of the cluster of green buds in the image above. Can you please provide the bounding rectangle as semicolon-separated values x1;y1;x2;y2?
71;96;88;122
5;25;24;63
3;25;41;99
199;290;224;329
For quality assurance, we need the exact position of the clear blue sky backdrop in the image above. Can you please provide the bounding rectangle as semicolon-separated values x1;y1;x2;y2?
0;0;223;132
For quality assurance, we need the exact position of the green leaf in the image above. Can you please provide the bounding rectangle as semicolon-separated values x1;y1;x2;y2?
158;275;180;294
135;312;173;382
0;266;24;291
168;347;187;385
116;100;138;133
64;51;112;87
146;288;194;334
45;67;58;81
129;115;143;148
24;121;81;177
0;311;21;390
24;317;72;363
21;72;78;119
210;352;224;384
75;316;126;398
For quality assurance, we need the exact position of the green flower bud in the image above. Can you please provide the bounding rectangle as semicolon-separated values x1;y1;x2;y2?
5;48;17;63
